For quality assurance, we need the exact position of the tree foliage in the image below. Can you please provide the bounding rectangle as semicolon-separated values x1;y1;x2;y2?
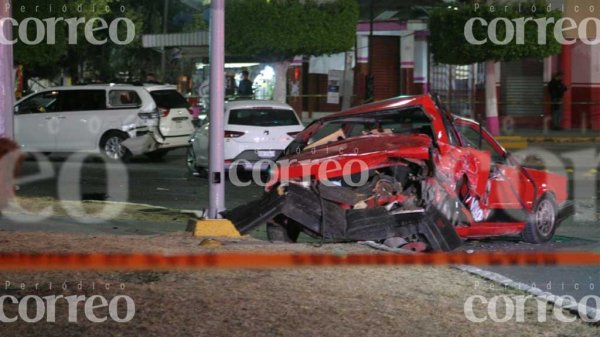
225;0;359;61
12;0;192;81
429;1;561;65
13;0;110;78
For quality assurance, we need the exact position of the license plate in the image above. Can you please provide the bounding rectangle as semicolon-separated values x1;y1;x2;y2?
257;150;276;158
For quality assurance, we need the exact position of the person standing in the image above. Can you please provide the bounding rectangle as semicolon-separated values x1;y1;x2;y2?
225;72;236;98
237;70;253;99
548;72;568;130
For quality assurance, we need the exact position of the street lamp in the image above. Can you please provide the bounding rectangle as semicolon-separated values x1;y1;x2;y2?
0;0;14;139
207;0;225;218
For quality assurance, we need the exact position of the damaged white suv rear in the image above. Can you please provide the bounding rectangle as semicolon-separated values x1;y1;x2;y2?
13;84;194;161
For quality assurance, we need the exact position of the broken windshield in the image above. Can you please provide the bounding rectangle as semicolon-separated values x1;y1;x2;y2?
284;107;432;156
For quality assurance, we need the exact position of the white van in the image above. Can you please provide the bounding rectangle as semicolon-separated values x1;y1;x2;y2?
14;84;195;161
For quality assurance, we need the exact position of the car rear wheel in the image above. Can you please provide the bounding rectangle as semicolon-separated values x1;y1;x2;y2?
100;132;131;162
522;194;557;243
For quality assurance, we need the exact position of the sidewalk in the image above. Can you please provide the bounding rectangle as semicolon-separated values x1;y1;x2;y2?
496;129;600;149
496;129;600;143
0;214;187;236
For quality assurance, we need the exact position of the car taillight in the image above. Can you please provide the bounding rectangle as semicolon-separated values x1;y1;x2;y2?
158;107;170;117
138;112;157;119
287;132;300;137
224;131;245;138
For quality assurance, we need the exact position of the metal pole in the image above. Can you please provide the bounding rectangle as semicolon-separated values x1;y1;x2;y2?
160;0;169;82
341;51;353;110
207;0;225;218
0;0;14;139
365;0;374;102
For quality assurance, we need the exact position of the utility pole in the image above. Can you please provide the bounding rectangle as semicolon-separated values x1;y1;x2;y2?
160;0;170;82
0;0;14;139
365;0;374;103
207;0;225;218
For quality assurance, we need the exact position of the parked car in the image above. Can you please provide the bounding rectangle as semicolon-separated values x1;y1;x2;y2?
13;84;194;161
225;95;574;251
187;100;304;173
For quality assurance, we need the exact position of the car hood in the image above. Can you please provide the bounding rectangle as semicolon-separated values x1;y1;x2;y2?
272;133;432;184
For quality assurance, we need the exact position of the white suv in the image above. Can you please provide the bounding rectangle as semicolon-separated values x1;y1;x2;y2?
188;100;304;172
14;84;194;161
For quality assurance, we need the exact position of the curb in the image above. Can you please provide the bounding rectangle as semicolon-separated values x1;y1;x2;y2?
455;265;599;323
188;218;241;238
497;135;600;144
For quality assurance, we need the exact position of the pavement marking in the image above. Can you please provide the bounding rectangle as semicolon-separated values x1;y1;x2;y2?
455;265;599;323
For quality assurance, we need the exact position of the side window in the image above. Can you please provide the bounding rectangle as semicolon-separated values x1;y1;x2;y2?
58;90;106;112
108;90;142;108
16;91;59;114
456;124;505;163
307;121;345;145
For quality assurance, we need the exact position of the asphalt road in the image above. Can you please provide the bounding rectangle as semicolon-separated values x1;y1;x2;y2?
6;143;600;304
15;148;264;211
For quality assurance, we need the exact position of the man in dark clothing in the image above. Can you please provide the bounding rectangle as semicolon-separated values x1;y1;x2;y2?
548;72;568;130
237;70;253;98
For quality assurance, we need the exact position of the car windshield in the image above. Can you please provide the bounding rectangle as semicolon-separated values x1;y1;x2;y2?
284;107;432;155
228;108;299;127
150;90;190;109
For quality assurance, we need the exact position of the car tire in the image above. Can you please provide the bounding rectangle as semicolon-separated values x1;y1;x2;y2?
146;150;169;162
100;131;132;163
267;220;301;243
522;194;558;244
186;147;199;174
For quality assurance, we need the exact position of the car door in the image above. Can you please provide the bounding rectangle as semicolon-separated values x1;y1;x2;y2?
454;120;533;210
14;90;60;152
54;89;108;151
193;121;210;167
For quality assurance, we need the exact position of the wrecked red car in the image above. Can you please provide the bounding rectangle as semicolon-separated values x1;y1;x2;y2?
225;95;574;251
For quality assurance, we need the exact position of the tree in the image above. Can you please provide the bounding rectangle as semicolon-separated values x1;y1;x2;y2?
12;0;180;83
429;1;561;135
225;0;359;103
12;0;112;80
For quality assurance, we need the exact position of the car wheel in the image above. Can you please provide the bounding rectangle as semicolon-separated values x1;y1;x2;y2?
267;220;301;243
146;150;168;162
100;132;131;162
522;194;558;243
186;147;199;173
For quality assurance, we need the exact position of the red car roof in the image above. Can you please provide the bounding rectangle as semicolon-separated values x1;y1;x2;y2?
324;95;435;120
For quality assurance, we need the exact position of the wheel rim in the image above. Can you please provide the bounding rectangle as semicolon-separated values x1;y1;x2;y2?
186;148;196;172
104;136;126;160
535;199;555;236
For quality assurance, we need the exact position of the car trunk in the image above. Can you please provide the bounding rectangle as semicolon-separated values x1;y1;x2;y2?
226;107;303;156
149;90;194;138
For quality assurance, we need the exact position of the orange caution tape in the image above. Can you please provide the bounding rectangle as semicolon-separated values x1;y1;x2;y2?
0;251;598;271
